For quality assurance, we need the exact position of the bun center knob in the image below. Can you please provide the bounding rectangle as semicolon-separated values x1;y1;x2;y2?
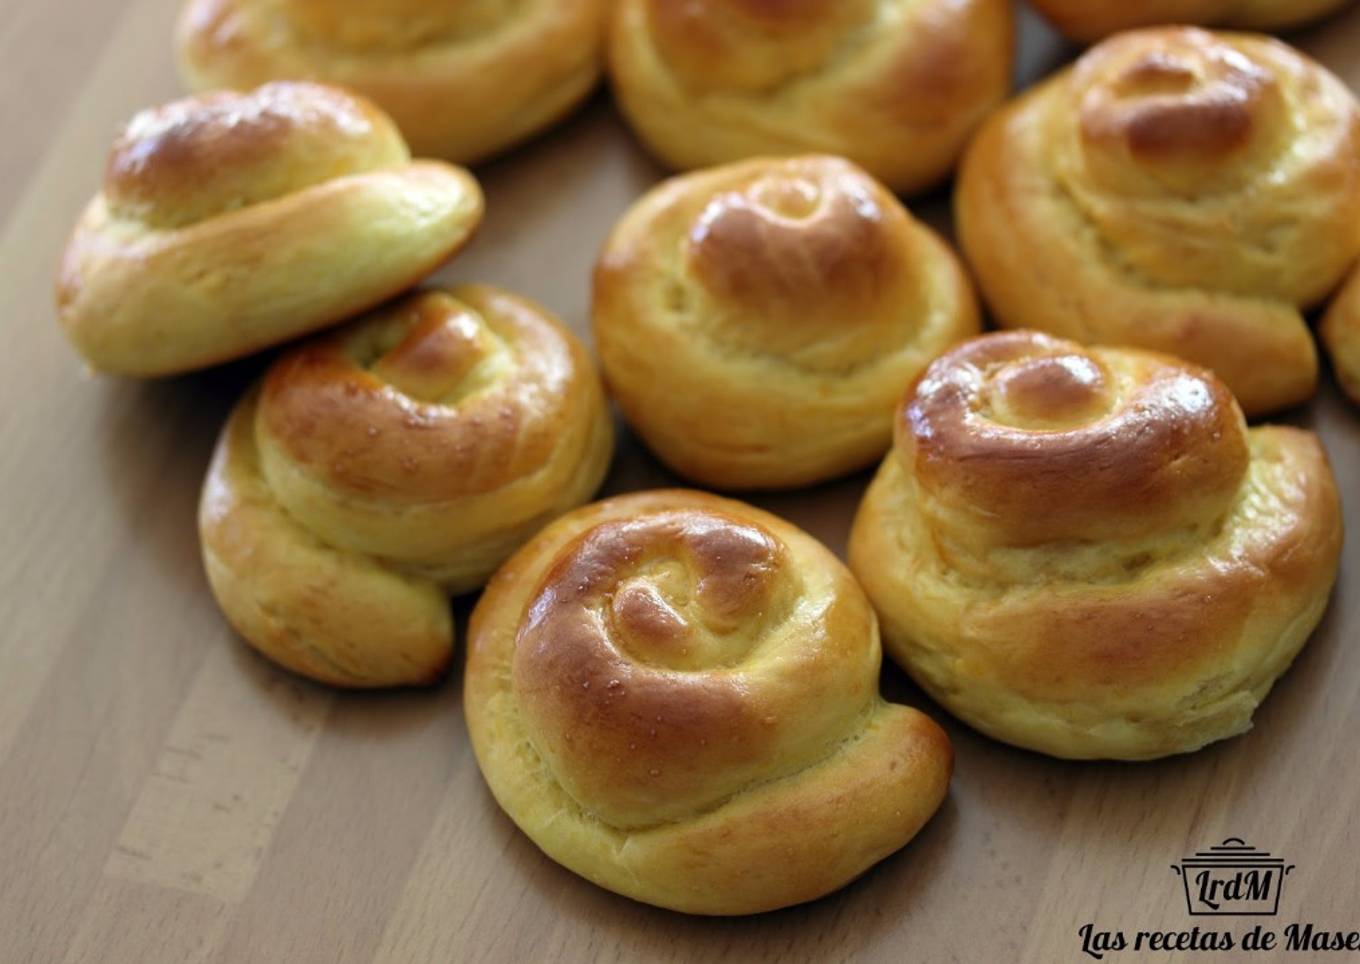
986;353;1110;429
1075;30;1287;194
366;294;506;404
604;515;785;672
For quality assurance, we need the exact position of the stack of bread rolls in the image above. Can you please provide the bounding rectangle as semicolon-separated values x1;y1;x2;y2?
54;1;1357;917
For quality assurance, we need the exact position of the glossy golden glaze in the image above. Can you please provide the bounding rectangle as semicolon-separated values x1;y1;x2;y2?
956;28;1360;415
176;0;608;163
198;286;614;688
57;82;484;376
609;0;1014;194
593;155;979;489
258;288;585;505
850;332;1343;760
1031;0;1353;43
465;490;952;914
104;83;403;228
904;332;1249;546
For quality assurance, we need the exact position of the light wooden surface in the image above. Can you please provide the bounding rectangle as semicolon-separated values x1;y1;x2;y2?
3;3;1359;962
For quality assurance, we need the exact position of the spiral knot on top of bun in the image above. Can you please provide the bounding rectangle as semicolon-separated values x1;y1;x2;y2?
608;0;1014;194
956;27;1360;415
850;331;1342;760
1073;29;1290;195
593;155;978;489
198;286;613;688
902;331;1249;551
465;490;953;914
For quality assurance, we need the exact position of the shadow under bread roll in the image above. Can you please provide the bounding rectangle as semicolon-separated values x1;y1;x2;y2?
850;331;1342;761
465;489;953;915
199;286;614;688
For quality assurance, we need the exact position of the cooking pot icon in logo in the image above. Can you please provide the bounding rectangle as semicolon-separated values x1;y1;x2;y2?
1172;838;1294;916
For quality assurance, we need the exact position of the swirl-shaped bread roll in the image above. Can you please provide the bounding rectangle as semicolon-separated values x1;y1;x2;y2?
849;332;1342;760
955;27;1360;416
199;286;613;687
608;0;1013;195
593;155;980;490
57;82;483;377
1031;0;1353;43
176;0;607;163
1322;264;1360;405
465;490;952;914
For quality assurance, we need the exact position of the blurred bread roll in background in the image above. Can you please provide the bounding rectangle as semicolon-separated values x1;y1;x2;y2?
608;0;1013;195
850;331;1342;760
956;27;1360;415
57;82;483;376
465;489;953;915
199;286;613;687
1031;0;1353;43
593;155;980;490
176;0;609;163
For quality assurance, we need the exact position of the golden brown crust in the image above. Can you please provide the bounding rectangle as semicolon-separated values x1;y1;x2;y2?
176;0;608;163
198;285;614;688
608;0;1014;195
56;82;484;377
849;332;1343;760
1031;0;1352;43
955;27;1360;416
464;490;952;914
1322;263;1360;405
593;155;980;490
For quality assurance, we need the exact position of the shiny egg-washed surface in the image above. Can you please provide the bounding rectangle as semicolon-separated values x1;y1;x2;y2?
594;155;979;490
57;82;484;376
850;331;1342;760
608;0;1014;195
199;286;614;687
464;490;952;914
956;27;1360;416
176;0;609;163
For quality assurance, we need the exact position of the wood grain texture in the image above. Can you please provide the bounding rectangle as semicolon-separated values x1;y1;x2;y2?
2;3;1358;962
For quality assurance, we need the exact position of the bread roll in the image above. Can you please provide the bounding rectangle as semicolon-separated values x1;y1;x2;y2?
57;82;483;377
465;489;952;914
849;331;1342;760
199;286;613;687
594;155;980;490
1031;0;1353;43
176;0;608;163
608;0;1014;195
955;27;1360;415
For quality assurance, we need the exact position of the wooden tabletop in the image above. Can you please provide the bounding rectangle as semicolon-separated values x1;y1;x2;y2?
3;3;1359;962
